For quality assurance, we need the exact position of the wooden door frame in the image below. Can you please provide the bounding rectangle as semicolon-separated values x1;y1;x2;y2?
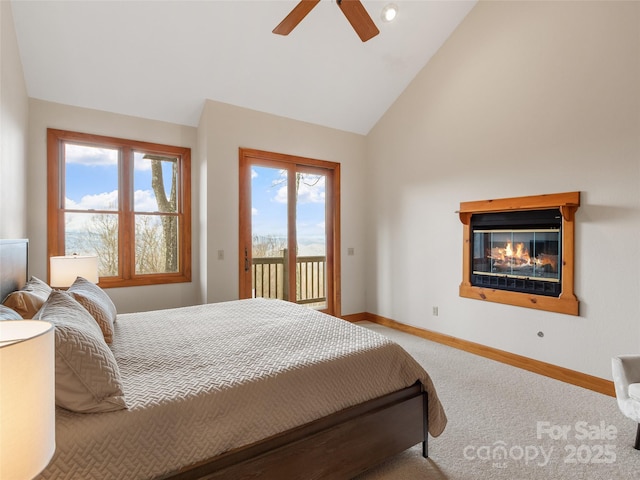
239;148;341;317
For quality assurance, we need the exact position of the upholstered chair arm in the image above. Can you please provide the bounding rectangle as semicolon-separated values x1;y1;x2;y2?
612;355;640;422
613;355;640;397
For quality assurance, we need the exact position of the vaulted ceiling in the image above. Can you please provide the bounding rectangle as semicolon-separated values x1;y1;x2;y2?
11;0;476;135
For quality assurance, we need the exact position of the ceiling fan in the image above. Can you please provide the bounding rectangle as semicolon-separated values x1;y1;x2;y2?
273;0;380;43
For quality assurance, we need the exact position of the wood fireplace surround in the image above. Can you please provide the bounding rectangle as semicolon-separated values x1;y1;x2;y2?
459;192;580;316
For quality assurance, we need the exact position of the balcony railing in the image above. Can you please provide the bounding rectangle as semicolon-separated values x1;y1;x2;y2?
252;251;326;306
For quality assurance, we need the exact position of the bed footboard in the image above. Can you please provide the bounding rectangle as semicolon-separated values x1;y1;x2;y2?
160;383;427;480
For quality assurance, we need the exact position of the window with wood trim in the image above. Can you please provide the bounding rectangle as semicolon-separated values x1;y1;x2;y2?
47;129;191;288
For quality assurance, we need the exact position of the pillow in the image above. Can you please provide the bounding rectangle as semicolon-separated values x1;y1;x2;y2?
2;290;46;318
1;275;53;319
0;304;23;320
67;277;117;344
34;290;126;413
21;276;52;300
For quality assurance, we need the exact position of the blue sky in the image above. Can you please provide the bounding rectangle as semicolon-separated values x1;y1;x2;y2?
251;166;326;247
64;144;176;215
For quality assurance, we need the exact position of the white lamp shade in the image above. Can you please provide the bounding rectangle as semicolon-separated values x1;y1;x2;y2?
0;320;55;479
50;255;99;287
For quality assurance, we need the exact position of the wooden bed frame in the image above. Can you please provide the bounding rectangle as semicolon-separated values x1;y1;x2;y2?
163;384;428;480
0;239;429;480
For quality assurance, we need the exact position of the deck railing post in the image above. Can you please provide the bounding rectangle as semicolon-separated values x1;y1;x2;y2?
282;249;289;301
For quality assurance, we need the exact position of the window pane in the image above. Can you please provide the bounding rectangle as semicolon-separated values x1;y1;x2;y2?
64;143;118;211
134;152;179;213
135;214;179;274
65;212;118;277
251;166;288;300
296;172;327;309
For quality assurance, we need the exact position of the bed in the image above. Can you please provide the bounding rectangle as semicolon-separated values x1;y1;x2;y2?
0;239;447;479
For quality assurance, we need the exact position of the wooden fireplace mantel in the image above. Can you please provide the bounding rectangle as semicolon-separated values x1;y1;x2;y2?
459;192;580;316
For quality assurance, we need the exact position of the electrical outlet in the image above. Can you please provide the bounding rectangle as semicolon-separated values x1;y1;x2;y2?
432;306;439;316
217;250;224;260
347;247;355;256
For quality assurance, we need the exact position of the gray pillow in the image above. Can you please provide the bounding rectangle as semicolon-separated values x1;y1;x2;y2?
21;275;52;300
0;304;23;320
68;276;117;344
34;291;126;413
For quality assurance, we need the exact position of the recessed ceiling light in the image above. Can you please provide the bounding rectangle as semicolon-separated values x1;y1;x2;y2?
381;3;398;23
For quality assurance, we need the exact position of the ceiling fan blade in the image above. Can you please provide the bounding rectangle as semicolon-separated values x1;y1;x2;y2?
273;0;321;36
337;0;380;42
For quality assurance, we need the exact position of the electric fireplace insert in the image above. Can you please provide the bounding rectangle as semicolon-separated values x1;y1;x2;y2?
471;209;562;297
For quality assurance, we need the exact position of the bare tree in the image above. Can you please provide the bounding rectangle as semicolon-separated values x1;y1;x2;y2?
147;155;178;272
252;234;287;257
87;214;118;277
135;216;164;274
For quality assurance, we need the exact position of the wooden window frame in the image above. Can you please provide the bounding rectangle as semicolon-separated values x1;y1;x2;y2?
458;192;580;315
47;128;191;288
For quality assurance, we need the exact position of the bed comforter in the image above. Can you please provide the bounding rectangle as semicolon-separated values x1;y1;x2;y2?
37;298;446;479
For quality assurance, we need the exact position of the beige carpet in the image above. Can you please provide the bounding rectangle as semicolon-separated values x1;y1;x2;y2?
354;322;640;480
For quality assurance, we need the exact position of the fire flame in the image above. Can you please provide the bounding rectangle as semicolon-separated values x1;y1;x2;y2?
489;242;557;271
490;242;531;266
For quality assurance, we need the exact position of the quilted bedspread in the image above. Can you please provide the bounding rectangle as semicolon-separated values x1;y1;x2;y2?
37;298;447;480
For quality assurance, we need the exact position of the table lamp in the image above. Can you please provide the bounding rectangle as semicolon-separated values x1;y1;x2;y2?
0;320;55;479
50;254;99;288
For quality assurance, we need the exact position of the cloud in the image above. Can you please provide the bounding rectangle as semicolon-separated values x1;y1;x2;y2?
66;190;118;210
64;189;165;231
298;177;325;204
65;144;117;166
252;168;258;179
134;159;151;171
252;207;258;216
273;175;326;204
274;185;287;204
134;189;160;211
65;145;175;173
64;194;117;232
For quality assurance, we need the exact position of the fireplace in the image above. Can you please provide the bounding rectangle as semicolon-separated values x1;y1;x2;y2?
471;209;562;297
459;192;580;315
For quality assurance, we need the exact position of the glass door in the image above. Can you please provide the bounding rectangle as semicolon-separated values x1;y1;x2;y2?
239;149;339;316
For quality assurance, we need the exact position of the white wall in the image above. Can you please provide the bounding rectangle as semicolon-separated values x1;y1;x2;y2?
199;100;367;315
0;0;29;239
27;99;200;313
365;0;640;379
24;97;368;315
